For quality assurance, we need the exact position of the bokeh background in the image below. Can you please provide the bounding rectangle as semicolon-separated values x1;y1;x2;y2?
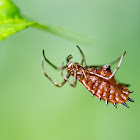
0;0;140;140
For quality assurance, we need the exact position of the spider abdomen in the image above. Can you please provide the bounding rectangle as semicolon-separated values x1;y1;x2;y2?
78;67;130;107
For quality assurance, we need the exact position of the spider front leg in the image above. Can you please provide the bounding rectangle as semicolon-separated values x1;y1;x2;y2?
43;50;67;70
42;59;70;87
61;63;77;87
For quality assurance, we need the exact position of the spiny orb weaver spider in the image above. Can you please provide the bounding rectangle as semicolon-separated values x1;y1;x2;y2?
42;46;134;108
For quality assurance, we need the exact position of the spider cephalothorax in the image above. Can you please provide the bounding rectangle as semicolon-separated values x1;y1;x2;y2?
42;46;134;108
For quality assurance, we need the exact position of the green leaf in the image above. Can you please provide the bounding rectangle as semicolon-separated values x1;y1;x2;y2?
0;0;22;21
0;0;34;40
0;0;91;44
0;20;35;40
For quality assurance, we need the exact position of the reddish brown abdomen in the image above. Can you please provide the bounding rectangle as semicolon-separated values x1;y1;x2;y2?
78;67;130;106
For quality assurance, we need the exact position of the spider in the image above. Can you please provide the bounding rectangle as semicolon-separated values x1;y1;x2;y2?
42;46;134;108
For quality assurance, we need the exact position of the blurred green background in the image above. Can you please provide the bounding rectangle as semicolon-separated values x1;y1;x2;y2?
0;0;140;140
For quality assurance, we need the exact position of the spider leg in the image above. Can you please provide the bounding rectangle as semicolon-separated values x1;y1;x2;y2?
107;50;126;79
43;50;67;70
77;46;87;67
89;50;126;80
109;53;125;66
86;50;126;68
61;63;77;87
86;65;102;69
81;69;88;80
42;59;70;87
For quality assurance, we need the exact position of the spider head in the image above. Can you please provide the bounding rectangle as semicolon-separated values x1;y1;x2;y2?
66;62;76;72
66;54;81;74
